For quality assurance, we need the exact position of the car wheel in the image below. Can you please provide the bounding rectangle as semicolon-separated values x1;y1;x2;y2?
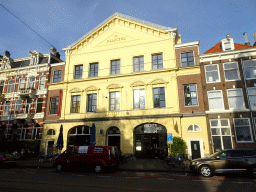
94;164;103;173
251;166;256;178
56;164;63;172
199;165;212;177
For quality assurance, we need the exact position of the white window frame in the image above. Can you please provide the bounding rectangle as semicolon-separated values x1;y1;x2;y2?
248;87;256;109
7;80;14;93
233;118;254;143
223;62;240;81
210;119;233;151
181;51;195;67
183;84;198;107
243;60;256;80
28;77;36;89
207;90;224;110
133;89;145;110
221;38;234;51
109;91;120;111
205;64;221;83
187;124;201;132
227;88;245;109
18;78;26;90
39;76;46;90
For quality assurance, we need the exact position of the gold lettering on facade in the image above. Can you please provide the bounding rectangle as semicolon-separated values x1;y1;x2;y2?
107;37;126;43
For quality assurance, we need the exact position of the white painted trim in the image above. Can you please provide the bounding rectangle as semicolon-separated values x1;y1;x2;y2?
187;137;205;160
205;108;250;114
175;41;199;48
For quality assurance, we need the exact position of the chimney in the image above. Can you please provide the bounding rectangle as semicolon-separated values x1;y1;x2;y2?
253;32;256;46
243;32;250;45
3;50;10;58
50;47;60;59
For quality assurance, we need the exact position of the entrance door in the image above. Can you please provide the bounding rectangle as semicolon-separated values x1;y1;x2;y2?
46;140;54;155
151;135;159;158
191;141;201;160
108;136;120;151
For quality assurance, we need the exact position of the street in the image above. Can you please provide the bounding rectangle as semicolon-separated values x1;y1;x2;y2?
0;167;255;192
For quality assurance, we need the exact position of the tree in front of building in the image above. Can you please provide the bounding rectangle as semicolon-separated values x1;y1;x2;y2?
168;136;187;157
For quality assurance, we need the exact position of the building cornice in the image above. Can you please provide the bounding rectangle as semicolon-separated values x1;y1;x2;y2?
175;41;199;49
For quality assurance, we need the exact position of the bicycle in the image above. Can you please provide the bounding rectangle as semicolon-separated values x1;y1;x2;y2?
163;154;186;169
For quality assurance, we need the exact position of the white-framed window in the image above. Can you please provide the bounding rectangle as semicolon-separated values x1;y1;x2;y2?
227;89;245;109
15;100;22;113
4;101;10;115
133;89;145;110
7;80;14;93
87;93;97;112
248;87;256;109
205;64;221;83
71;95;81;113
109;92;120;111
0;81;4;94
187;124;201;132
207;90;224;110
221;38;234;51
183;84;198;106
53;70;62;83
152;53;163;70
181;51;194;67
74;65;83;79
18;78;26;90
243;60;256;79
210;119;232;152
133;56;144;72
39;76;46;90
111;60;120;75
28;77;36;89
36;98;44;113
153;87;166;108
223;62;240;81
233;118;253;143
47;129;55;136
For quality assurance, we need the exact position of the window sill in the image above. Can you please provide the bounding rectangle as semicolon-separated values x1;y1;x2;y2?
185;105;199;107
206;81;221;84
224;79;241;82
236;141;254;143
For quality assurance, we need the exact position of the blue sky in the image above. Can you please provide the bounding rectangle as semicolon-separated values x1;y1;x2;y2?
0;0;255;61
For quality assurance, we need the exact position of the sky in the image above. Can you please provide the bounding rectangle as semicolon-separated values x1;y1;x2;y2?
0;0;255;61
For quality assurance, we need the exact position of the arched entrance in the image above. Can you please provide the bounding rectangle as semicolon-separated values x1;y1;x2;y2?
134;123;167;159
107;127;120;151
67;125;90;147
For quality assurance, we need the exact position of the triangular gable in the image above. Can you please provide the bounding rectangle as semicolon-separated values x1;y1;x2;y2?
204;42;253;54
66;12;176;51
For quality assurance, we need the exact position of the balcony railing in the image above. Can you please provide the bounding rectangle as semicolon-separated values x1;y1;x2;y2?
18;89;36;99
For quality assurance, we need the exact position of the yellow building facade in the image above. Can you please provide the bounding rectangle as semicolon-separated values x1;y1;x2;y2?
42;13;210;159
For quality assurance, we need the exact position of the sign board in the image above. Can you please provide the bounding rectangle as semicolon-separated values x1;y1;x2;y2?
144;124;163;133
167;133;173;144
78;146;88;153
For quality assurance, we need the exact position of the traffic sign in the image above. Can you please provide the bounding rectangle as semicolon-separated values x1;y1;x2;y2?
167;133;173;144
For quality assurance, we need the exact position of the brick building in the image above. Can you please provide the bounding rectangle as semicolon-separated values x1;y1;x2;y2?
200;33;256;153
0;49;63;152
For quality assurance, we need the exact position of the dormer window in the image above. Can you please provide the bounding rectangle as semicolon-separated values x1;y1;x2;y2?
224;42;231;50
28;50;43;65
221;36;234;51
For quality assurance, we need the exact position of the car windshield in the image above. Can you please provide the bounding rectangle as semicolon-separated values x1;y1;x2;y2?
208;151;223;158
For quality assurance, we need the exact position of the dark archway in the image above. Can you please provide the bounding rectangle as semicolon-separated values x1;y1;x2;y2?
134;123;167;159
67;125;90;147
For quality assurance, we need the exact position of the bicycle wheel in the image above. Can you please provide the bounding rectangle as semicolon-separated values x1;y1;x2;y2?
163;158;173;169
178;161;186;169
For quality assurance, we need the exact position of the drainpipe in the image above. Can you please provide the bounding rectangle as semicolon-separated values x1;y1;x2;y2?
240;57;256;141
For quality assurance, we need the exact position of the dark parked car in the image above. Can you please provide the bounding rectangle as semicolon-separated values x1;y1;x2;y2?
189;149;256;177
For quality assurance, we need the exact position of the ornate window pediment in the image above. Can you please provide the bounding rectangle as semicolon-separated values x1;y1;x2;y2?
84;86;100;92
107;84;123;90
69;88;83;93
148;79;168;85
130;81;146;87
0;56;13;70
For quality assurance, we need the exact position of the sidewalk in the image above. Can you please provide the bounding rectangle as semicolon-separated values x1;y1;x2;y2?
15;158;191;173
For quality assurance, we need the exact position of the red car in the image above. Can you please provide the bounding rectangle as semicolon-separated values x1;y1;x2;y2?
53;146;119;173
